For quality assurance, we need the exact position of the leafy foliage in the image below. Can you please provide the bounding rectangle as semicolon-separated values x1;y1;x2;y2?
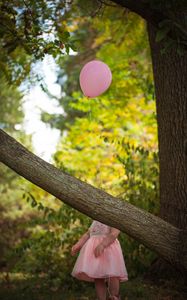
40;5;159;280
0;78;23;130
0;0;75;83
3;0;183;292
1;0;186;85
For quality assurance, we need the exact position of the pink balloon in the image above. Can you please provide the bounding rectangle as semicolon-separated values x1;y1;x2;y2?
79;60;112;98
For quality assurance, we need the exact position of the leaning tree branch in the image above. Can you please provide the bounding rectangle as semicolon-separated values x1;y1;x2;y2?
0;129;186;273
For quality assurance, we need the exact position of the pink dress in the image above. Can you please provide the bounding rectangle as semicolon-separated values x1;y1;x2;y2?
71;220;128;282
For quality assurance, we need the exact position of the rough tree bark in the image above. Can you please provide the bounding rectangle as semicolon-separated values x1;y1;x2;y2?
145;21;187;280
147;23;187;230
0;129;186;275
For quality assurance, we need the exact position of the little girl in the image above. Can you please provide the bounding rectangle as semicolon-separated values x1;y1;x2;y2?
71;220;128;300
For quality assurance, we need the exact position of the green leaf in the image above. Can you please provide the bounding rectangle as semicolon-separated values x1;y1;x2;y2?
156;27;171;42
59;31;70;42
38;202;44;210
31;199;37;207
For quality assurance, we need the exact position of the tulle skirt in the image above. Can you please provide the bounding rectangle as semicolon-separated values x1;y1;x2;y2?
71;235;128;282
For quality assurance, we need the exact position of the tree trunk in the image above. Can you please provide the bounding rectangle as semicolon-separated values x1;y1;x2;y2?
111;0;187;282
0;129;186;275
147;23;187;230
145;22;187;280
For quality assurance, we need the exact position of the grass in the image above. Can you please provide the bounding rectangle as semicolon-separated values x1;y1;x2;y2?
0;272;186;300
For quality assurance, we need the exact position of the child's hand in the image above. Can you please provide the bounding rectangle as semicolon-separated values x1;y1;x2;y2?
71;232;90;256
94;244;105;257
71;244;80;256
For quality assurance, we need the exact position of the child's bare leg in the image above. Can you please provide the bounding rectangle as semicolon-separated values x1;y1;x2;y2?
95;278;107;300
108;277;120;299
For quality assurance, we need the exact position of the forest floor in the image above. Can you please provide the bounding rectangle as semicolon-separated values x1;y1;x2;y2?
0;272;186;300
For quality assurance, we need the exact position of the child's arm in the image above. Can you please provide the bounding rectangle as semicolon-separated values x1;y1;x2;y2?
94;228;120;257
71;231;90;256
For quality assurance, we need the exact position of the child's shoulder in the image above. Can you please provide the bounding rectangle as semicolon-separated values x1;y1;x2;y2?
91;220;111;229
